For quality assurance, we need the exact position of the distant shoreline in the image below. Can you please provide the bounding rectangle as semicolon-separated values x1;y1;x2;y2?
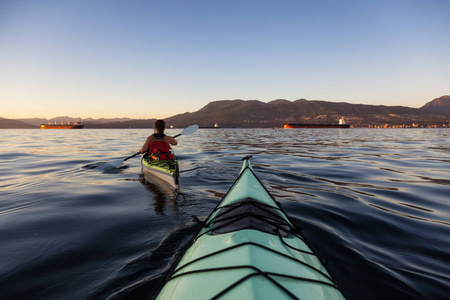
2;126;450;130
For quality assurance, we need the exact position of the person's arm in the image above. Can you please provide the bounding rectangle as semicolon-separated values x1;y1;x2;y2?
140;136;154;153
165;136;178;146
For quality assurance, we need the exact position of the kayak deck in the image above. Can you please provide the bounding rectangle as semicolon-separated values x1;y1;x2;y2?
155;157;345;300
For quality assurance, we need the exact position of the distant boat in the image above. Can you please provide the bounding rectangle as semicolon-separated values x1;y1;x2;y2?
40;120;84;129
284;117;350;129
200;123;221;129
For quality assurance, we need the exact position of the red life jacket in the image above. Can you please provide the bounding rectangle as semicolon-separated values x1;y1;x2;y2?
149;140;174;160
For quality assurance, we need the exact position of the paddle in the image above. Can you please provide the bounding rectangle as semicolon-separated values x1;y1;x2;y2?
105;124;199;169
173;124;199;138
124;151;141;162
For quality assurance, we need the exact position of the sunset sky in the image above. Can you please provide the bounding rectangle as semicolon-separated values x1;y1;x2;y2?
1;0;449;119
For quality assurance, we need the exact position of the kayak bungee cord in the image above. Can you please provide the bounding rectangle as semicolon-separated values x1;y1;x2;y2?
195;198;331;263
196;200;290;236
169;265;339;300
168;241;339;287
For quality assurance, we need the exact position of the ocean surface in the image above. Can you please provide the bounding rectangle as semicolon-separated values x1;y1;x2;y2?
0;128;449;300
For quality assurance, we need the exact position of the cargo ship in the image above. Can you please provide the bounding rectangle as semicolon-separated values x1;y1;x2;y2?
284;117;350;129
40;120;84;129
199;123;221;129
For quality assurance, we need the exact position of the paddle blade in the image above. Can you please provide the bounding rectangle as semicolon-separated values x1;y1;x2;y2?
106;152;140;169
105;158;125;169
179;124;199;136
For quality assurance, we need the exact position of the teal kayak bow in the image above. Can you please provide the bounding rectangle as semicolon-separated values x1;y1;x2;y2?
155;156;346;299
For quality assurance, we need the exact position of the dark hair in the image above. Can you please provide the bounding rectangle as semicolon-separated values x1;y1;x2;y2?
154;120;166;133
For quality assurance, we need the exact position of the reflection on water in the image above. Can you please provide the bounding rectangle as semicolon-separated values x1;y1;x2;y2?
138;174;179;214
0;128;449;300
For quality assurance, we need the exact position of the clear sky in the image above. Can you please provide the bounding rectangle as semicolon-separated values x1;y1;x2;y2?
1;0;449;119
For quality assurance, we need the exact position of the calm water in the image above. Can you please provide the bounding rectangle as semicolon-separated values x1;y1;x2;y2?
1;128;449;300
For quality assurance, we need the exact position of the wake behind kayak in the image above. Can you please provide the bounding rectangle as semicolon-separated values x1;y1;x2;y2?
155;156;346;300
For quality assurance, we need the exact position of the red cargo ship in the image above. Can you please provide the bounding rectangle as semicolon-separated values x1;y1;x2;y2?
40;120;84;129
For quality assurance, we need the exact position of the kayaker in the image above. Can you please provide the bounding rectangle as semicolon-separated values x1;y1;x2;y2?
140;119;177;154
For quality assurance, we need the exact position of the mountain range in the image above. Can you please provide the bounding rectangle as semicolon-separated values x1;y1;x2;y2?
167;96;450;128
1;96;449;129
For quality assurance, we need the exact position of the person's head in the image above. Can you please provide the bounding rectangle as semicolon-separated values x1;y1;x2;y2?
154;119;166;133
